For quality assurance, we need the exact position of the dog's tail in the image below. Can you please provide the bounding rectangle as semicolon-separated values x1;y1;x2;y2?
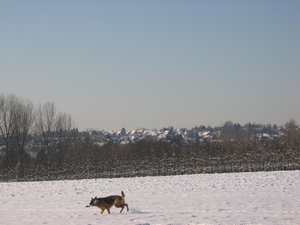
121;191;125;199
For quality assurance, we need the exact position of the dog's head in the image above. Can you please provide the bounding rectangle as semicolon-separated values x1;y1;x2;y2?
86;196;98;207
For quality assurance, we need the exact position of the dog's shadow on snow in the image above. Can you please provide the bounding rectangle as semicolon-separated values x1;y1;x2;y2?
129;208;151;214
92;208;151;215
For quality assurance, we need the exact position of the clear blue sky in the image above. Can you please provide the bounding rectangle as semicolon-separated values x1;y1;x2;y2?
1;0;299;131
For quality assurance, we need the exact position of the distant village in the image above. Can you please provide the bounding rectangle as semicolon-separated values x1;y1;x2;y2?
89;125;278;145
19;122;299;159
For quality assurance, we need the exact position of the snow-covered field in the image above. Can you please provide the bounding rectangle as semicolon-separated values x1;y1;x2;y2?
0;171;299;225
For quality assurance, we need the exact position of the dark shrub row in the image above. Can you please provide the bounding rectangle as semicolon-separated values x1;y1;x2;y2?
1;133;299;182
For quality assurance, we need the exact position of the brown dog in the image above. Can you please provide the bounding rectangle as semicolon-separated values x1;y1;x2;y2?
86;191;129;214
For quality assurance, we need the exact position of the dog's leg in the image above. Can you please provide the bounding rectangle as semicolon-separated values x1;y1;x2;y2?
100;209;104;214
107;208;111;214
119;203;129;213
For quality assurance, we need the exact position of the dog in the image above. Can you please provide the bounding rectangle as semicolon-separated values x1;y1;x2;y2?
86;191;129;214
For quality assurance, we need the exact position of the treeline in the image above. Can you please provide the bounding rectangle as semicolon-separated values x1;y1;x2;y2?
1;131;299;182
0;93;300;181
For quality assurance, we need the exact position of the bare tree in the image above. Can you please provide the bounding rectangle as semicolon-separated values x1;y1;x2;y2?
284;119;299;147
285;119;297;130
0;94;16;166
13;98;35;164
35;102;57;145
0;94;35;167
220;121;235;140
56;112;74;148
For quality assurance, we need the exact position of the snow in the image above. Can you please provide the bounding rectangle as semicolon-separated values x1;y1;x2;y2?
0;171;299;225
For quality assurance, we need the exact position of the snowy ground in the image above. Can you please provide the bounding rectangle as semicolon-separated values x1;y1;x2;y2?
0;171;299;225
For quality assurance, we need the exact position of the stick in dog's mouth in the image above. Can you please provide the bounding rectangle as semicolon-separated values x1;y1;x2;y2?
86;205;91;207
